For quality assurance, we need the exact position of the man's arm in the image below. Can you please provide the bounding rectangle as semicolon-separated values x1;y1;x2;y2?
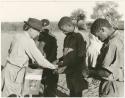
90;42;117;78
25;39;56;69
63;51;77;67
88;67;111;78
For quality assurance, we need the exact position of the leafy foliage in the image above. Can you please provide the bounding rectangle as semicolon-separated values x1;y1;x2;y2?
91;1;122;28
71;8;86;22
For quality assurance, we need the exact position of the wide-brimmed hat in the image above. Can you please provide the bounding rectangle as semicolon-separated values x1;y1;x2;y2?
24;18;43;31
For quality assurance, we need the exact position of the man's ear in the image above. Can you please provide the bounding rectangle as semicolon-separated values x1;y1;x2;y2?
100;27;107;33
100;27;104;32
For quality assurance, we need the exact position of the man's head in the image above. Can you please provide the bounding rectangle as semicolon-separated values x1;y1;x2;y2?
58;16;75;35
24;18;43;39
77;20;87;30
91;18;113;42
38;29;49;41
41;19;50;27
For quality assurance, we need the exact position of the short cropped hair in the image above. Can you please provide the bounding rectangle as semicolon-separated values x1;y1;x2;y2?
58;16;73;30
23;24;30;31
91;18;112;35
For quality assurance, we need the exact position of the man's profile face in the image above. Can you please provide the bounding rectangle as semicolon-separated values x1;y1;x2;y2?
29;28;40;39
94;27;109;42
60;24;74;35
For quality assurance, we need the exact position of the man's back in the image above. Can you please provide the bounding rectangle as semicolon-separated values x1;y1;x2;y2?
38;33;57;62
7;32;31;67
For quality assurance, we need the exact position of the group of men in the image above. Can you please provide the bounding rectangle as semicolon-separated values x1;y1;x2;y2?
1;16;124;97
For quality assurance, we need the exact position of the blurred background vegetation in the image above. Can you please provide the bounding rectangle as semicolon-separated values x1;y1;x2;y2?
1;20;124;32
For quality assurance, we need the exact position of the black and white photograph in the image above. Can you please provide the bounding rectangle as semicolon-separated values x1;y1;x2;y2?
0;0;124;97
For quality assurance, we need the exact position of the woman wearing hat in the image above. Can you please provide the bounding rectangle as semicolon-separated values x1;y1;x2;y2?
1;18;58;97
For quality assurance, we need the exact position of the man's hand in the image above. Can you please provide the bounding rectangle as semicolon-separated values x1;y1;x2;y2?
57;61;63;67
52;59;59;65
57;66;67;74
52;60;65;74
52;63;59;74
49;64;58;70
54;64;59;69
82;69;89;78
52;69;58;74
